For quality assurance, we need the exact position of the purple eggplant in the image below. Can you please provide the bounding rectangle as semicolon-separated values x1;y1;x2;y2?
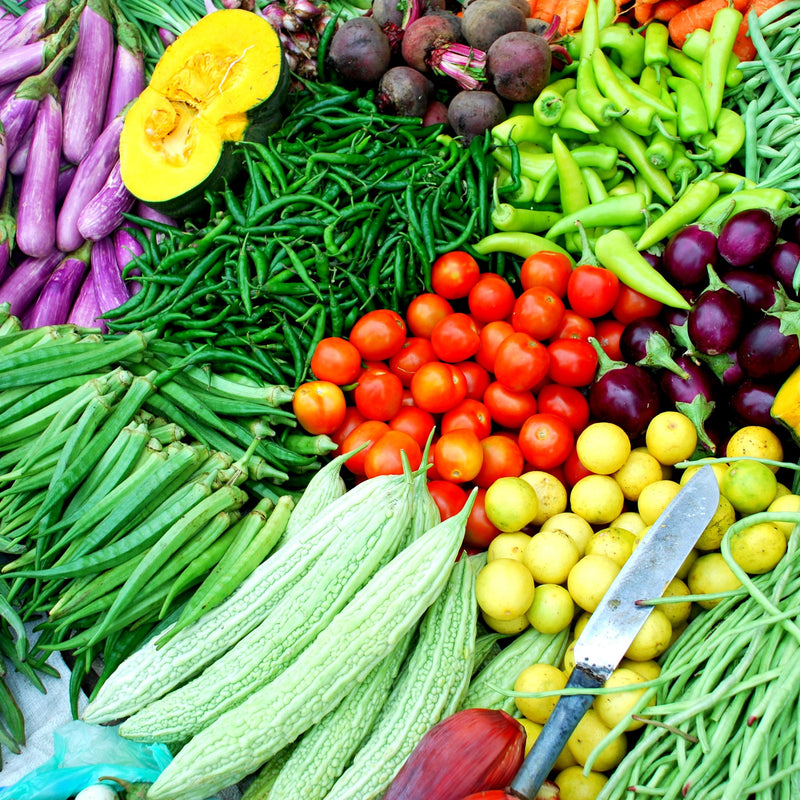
730;380;780;429
717;348;744;388
769;240;800;293
3;4;47;49
56;115;123;251
91;235;129;317
619;316;689;378
717;208;780;267
61;0;114;164
686;267;743;356
660;355;717;407
76;159;135;242
103;15;145;127
67;271;105;332
113;225;144;294
56;163;76;203
0;249;62;317
780;214;800;244
662;224;718;288
738;315;800;379
23;242;90;328
8;125;33;176
721;269;780;316
16;91;62;257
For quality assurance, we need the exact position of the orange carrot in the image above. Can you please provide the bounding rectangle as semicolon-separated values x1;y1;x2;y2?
653;0;694;22
634;1;657;24
531;0;590;33
668;0;749;48
732;7;757;60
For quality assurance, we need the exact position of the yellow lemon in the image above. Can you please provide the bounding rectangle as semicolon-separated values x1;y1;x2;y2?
541;512;594;555
485;476;540;533
576;422;631;475
475;558;535;620
570;475;625;526
721;459;778;515
521;469;568;525
637;479;682;525
645;411;698;465
725;425;783;472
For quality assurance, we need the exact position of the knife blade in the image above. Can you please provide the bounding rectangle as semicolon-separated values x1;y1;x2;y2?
509;464;720;799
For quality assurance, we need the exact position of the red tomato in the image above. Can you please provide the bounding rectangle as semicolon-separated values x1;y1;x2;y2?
441;398;492;439
483;382;538;429
563;442;594;486
612;284;663;324
473;434;525;488
431;313;481;363
520;251;573;297
468;273;516;323
354;369;404;421
330;406;366;454
349;309;407;361
425;438;442;481
475;319;514;373
427;480;468;521
410;361;468;414
405;293;454;338
595;319;625;361
431;251;481;299
388;337;437;387
494;332;551;392
389;405;436;450
292;381;346;435
547;338;599;387
464;488;500;550
364;430;422;478
310;337;362;385
455;360;491;401
552;310;596;342
434;428;484;483
518;412;575;470
567;264;620;319
536;383;590;435
341;420;390;475
511;286;566;341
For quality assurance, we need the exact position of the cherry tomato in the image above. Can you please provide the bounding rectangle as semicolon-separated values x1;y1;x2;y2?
494;332;551;392
468;273;516;323
427;480;468;521
310;337;362;385
388;337;437;387
483;382;538;429
567;264;620;318
434;428;484;483
536;383;590;435
595;319;625;361
612;284;663;324
405;293;454;338
442;398;492;439
330;406;367;454
431;251;481;299
349;309;407;361
455;360;491;401
354;369;404;421
431;313;481;363
520;251;572;297
547;338;599;387
563;442;594;486
292;381;347;435
518;412;574;470
389;405;436;450
410;361;468;414
475;319;514;373
473;434;525;488
464;488;500;550
552;310;596;342
364;430;422;478
425;438;442;481
511;286;566;341
341;420;390;476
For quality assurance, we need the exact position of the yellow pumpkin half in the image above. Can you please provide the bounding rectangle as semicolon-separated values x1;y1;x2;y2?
120;9;288;217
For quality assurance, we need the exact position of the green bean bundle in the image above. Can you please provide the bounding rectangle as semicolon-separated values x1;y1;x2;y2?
104;82;495;387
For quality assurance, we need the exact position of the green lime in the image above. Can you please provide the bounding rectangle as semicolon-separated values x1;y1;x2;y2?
721;460;777;515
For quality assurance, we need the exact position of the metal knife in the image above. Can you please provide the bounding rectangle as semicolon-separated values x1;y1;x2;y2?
509;464;720;799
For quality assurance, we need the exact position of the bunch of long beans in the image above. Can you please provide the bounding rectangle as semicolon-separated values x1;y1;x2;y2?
104;81;495;387
727;0;800;201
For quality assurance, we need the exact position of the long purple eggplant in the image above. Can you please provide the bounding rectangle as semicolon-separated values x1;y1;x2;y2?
56;115;123;251
16;91;62;257
91;235;129;318
24;242;91;328
56;163;77;203
61;0;114;164
0;249;62;317
0;184;15;285
77;159;135;242
67;270;105;332
103;12;145;127
4;0;71;49
113;224;144;294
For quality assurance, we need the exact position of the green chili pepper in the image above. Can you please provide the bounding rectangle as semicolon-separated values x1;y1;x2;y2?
667;46;703;83
491;201;561;233
608;177;637;196
694;107;747;167
595;229;690;309
496;168;538;203
644;22;670;79
473;232;574;262
701;6;743;127
698;187;791;223
667;75;709;141
708;171;757;192
560;89;600;134
491;114;554;148
666;142;698;196
552;132;590;251
581;167;609;204
576;56;627;128
607;59;677;120
682;28;743;88
545;192;647;241
636;179;721;250
581;0;601;58
533;86;566;127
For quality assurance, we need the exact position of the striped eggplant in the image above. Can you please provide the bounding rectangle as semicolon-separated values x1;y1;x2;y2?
103;14;145;127
23;242;91;328
67;271;105;332
0;249;63;317
91;234;129;317
77;159;135;242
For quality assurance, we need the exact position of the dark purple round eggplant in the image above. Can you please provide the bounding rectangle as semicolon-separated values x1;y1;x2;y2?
620;317;671;363
780;215;800;244
660;355;717;406
662;224;718;287
718;349;744;388
769;240;800;292
717;208;780;267
589;363;660;440
721;269;780;316
687;284;743;356
730;380;780;428
738;316;800;379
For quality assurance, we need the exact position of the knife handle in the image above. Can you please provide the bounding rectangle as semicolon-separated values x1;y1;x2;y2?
509;667;603;799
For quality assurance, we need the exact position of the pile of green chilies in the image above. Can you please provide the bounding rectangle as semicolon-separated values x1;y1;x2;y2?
728;0;800;200
104;82;496;387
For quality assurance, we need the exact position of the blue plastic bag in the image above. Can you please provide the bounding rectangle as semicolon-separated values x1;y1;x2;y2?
0;720;173;800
